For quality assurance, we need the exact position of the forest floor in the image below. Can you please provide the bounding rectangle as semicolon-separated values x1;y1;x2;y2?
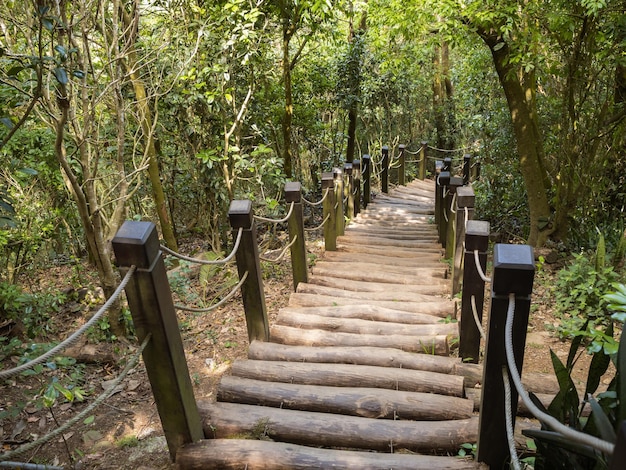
0;235;614;469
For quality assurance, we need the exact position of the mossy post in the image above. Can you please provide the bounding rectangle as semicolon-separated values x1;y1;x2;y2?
228;200;269;342
477;244;534;468
352;159;361;216
437;170;450;246
459;220;490;363
344;162;354;222
381;146;389;193
333;168;345;236
322;172;337;251
452;186;475;295
112;221;203;460
362;154;371;208
419;141;428;180
445;176;463;258
398;144;406;186
285;182;308;291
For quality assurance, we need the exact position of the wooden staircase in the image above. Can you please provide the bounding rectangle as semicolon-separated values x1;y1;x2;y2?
176;179;487;469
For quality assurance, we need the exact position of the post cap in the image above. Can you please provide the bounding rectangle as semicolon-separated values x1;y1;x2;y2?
465;220;490;251
457;186;475;208
112;221;160;269
362;154;370;161
443;157;452;172
492;244;535;295
435;161;444;174
228;199;253;229
322;172;334;189
352;159;361;171
332;167;343;179
343;163;353;175
449;176;463;193
284;181;301;203
398;144;406;150
438;171;451;186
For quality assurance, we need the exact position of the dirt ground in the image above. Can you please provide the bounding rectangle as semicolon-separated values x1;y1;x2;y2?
0;238;616;469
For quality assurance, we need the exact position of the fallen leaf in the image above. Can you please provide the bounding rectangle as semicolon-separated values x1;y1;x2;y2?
82;429;103;446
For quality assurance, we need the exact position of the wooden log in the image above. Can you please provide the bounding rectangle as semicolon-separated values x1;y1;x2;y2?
308;275;443;295
345;219;438;230
321;251;444;267
337;235;442;250
289;293;454;317
295;283;449;304
309;267;449;289
230;360;463;396
276;311;459;337
313;260;447;278
464;387;581;417
345;225;439;238
216;377;474;420
354;213;433;223
270;325;450;355
338;244;444;259
176;439;487;470
366;202;434;213
199;403;479;453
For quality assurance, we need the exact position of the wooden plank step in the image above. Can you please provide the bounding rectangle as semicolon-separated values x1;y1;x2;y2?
229;359;464;396
309;266;448;288
321;251;444;267
289;293;454;317
176;439;487;469
247;342;481;386
356;212;433;221
308;275;444;295
216;377;474;420
198;403;479;453
345;219;438;229
296;282;448;304
270;325;450;355
337;236;442;250
275;310;458;337
337;243;443;259
312;260;447;278
345;228;439;241
365;201;434;212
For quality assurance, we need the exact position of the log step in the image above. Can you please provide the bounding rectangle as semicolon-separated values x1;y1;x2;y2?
313;260;448;278
198;402;479;453
270;324;450;355
308;275;444;295
308;267;450;289
176;439;487;470
338;244;443;258
296;282;449;304
216;377;474;420
321;250;445;267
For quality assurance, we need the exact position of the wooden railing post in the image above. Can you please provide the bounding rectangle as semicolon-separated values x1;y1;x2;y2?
381;145;389;193
477;244;535;468
352;159;361;216
463;154;472;185
285;182;308;291
434;160;443;227
362;154;371;208
228;200;269;342
344;162;354;222
445;176;463;256
333;167;345;236
322;172;337;251
437;170;450;245
452;186;475;295
398;144;406;186
443;156;452;174
419;141;427;180
459;220;490;363
112;221;203;460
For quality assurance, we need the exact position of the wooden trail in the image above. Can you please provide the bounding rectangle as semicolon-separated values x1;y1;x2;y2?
177;179;486;469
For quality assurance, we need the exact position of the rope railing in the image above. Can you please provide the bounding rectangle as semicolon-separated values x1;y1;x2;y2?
502;366;522;470
504;293;616;457
304;213;330;232
474;249;492;283
0;332;151;462
471;295;486;340
161;227;243;266
174;271;249;313
427;144;472;154
0;266;137;380
253;201;295;224
302;188;329;207
259;236;298;263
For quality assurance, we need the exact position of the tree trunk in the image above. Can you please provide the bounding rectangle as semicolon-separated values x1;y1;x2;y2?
282;22;294;179
479;30;552;246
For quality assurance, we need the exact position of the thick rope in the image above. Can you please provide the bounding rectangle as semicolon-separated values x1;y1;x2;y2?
504;294;615;456
0;267;137;380
471;295;486;340
302;188;329;207
450;192;457;214
161;227;243;266
253;201;295;224
304;213;330;232
474;249;492;283
427;144;472;154
174;271;248;312
260;236;298;263
502;366;522;470
0;333;151;462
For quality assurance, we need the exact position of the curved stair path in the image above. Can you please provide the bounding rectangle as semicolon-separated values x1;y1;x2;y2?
177;179;487;470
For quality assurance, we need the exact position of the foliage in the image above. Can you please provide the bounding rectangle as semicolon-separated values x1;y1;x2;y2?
525;285;626;469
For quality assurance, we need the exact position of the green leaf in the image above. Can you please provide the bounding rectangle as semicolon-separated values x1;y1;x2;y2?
18;167;38;176
548;349;580;425
54;45;67;59
618;324;626;424
585;327;612;396
587;395;616;443
54;67;68;85
83;415;95;425
72;70;86;79
0;117;14;129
